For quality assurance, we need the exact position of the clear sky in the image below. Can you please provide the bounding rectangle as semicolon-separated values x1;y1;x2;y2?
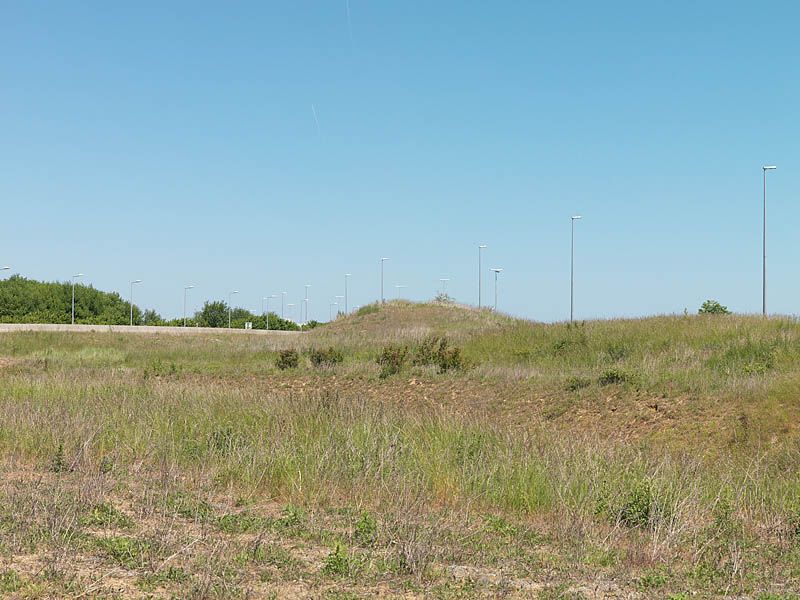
1;1;798;322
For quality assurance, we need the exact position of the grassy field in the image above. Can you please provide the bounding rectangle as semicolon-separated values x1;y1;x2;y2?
1;302;799;598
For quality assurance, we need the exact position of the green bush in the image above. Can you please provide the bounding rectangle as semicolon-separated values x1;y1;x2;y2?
565;376;591;391
276;349;300;370
699;299;730;314
598;368;635;386
309;347;344;368
413;336;465;373
377;345;408;378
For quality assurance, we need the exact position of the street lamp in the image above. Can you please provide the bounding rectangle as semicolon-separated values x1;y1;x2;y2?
762;166;777;316
395;284;406;300
304;284;311;324
344;273;351;314
329;302;338;321
571;215;582;322
439;278;450;295
71;273;84;325
129;279;142;326
335;295;344;317
287;303;295;323
183;285;195;327
489;268;503;311
478;244;487;308
228;290;239;328
380;258;389;303
281;291;287;318
264;294;277;330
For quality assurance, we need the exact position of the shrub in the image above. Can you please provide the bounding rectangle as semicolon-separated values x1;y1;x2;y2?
598;368;634;386
413;336;465;373
565;376;591;391
309;347;344;368
377;345;408;378
322;543;352;576
354;512;378;546
356;304;380;317
276;349;299;370
699;299;730;314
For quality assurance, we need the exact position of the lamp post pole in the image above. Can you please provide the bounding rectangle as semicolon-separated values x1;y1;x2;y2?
228;290;239;328
183;285;194;327
71;273;84;325
281;292;287;318
344;273;351;314
570;215;582;322
380;258;389;304
762;166;776;316
478;244;487;308
129;279;142;326
265;295;276;330
490;268;503;311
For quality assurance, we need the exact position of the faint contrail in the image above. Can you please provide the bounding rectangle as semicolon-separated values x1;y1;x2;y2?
346;0;354;48
311;104;321;135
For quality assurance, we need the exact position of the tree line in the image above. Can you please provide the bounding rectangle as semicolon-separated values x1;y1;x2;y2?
0;276;306;330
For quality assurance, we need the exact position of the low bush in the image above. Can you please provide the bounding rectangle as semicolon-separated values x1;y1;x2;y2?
309;347;344;368
413;336;465;373
377;345;408;378
276;349;299;370
598;368;635;386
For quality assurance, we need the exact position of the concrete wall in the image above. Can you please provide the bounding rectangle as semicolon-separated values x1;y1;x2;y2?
0;323;302;336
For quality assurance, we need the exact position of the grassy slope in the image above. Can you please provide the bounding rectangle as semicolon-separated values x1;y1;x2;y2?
0;302;799;598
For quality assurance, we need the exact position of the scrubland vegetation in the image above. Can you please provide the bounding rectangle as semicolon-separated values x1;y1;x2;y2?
1;301;799;598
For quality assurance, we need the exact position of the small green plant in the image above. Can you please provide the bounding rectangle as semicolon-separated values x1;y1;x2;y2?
484;515;517;537
274;504;306;530
96;536;150;569
638;566;669;589
377;345;408;378
309;346;344;368
0;570;22;593
218;512;269;534
276;349;299;370
699;299;730;314
81;503;134;529
322;543;352;576
565;376;591;391
50;442;70;473
166;492;214;521
598;368;634;386
618;479;655;529
354;512;378;546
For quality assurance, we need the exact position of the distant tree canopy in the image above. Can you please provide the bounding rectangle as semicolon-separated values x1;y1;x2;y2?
0;275;144;325
0;275;303;330
699;299;730;315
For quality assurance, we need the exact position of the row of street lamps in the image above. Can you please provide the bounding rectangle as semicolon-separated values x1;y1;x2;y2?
4;167;780;324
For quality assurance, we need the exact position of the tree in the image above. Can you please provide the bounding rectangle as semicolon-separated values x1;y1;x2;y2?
195;301;229;327
698;299;730;315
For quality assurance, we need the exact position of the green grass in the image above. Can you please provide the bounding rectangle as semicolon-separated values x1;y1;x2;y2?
2;303;800;596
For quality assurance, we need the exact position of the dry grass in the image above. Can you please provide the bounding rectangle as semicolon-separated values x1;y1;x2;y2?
0;303;799;598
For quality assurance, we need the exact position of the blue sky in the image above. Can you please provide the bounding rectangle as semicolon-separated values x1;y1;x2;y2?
1;1;798;322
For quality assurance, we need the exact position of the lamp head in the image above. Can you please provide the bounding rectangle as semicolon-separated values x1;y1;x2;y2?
763;165;777;170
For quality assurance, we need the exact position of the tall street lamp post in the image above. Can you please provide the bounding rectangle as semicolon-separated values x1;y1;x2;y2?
762;166;777;316
129;279;142;326
71;273;84;325
570;215;582;322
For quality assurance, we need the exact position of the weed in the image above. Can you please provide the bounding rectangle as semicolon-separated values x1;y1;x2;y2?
0;570;22;593
377;345;408;378
598;368;635;386
218;512;269;534
565;376;591;391
354;512;378;546
309;346;344;368
322;543;352;577
96;536;151;569
50;442;70;473
81;503;134;529
484;515;517;537
276;349;299;370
